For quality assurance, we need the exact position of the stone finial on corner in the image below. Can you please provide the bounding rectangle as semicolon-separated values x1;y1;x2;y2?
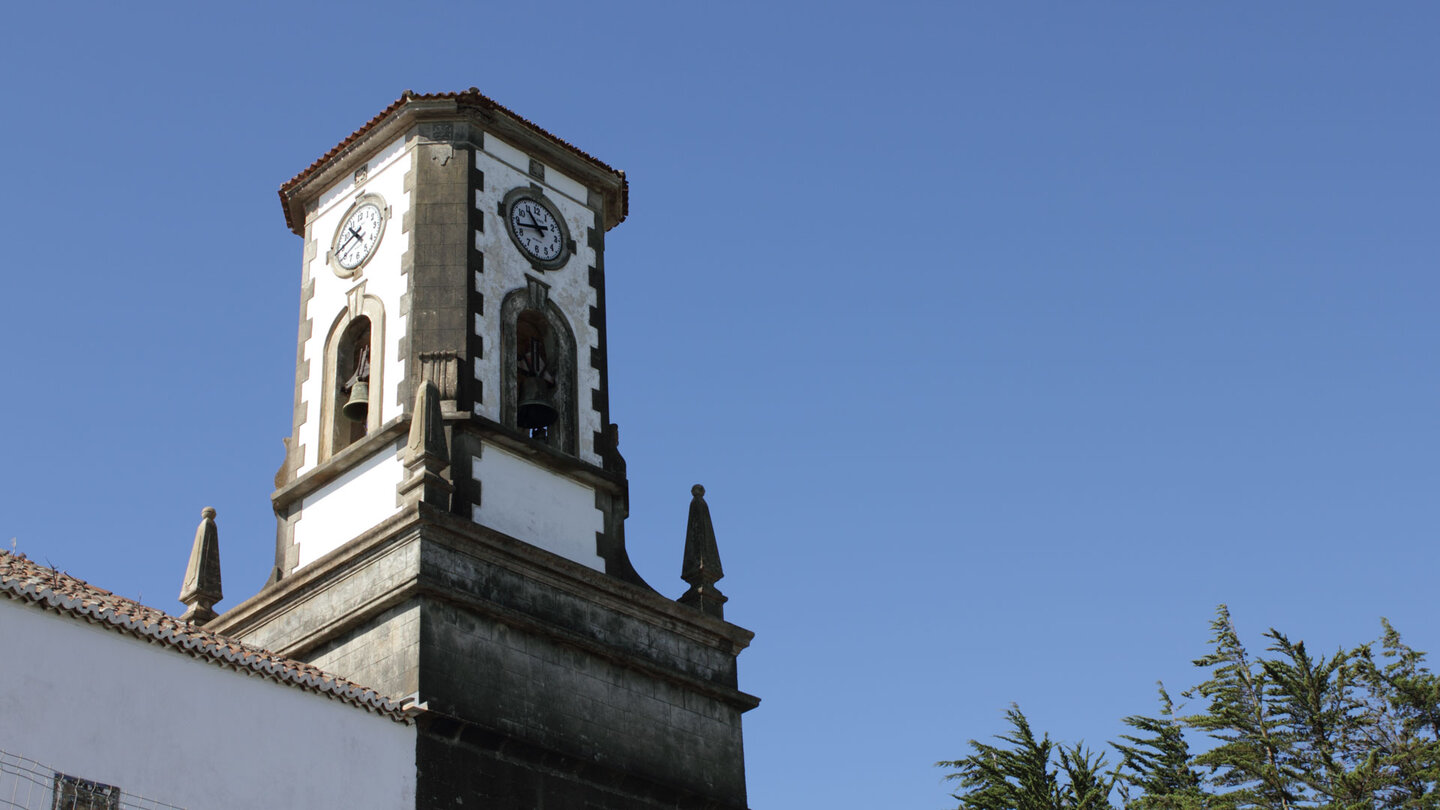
678;484;727;620
398;380;454;508
179;507;223;625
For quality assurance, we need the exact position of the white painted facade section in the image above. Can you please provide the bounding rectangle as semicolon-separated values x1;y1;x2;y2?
472;133;604;466
293;438;405;568
471;441;605;571
0;601;415;810
296;131;414;476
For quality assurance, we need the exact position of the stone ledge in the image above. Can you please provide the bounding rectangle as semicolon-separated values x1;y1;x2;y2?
461;415;624;494
209;506;422;640
273;415;411;510
210;504;758;710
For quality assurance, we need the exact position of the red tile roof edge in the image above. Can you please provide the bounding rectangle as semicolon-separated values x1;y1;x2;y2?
278;89;629;234
0;550;412;725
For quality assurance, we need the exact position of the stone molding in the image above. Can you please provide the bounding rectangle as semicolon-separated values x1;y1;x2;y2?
273;416;411;511
417;351;462;403
457;416;623;495
280;97;625;237
212;504;758;710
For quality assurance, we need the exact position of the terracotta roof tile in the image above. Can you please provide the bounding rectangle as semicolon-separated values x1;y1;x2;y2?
279;89;628;234
0;550;411;724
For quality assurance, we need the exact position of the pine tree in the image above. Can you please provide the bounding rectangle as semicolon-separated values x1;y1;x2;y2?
1256;630;1368;806
938;706;1116;810
1113;684;1207;809
941;609;1440;809
1060;742;1120;810
1183;605;1297;809
1352;620;1440;807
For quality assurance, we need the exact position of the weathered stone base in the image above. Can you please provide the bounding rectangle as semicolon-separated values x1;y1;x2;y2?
416;715;748;810
210;503;756;809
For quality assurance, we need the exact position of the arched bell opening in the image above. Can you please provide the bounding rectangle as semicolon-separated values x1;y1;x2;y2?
334;317;372;452
501;287;577;456
515;310;559;439
319;298;385;462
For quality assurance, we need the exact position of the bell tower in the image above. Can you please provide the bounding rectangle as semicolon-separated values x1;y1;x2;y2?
208;90;757;810
265;89;635;578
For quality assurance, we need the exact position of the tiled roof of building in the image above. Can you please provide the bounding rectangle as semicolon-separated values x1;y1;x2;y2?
278;88;629;234
0;550;411;724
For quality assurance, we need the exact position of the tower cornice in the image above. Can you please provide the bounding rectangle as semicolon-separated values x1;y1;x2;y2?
208;503;759;707
279;89;628;237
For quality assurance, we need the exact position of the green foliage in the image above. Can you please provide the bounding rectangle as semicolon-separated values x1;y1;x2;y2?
1182;605;1297;808
940;607;1440;810
1350;620;1440;808
937;706;1119;810
1113;685;1204;808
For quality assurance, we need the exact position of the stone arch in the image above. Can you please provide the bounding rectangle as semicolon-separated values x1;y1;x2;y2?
500;281;577;456
319;295;386;461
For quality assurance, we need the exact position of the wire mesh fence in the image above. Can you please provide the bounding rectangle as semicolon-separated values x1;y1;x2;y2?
0;750;186;810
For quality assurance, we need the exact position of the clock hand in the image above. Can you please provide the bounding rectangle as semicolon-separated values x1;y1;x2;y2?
338;230;358;251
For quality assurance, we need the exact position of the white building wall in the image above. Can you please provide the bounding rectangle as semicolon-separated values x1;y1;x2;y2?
0;602;415;810
473;134;604;467
293;438;405;568
472;441;605;571
297;132;414;476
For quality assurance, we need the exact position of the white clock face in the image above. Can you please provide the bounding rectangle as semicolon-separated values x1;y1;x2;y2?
335;203;384;270
508;197;564;263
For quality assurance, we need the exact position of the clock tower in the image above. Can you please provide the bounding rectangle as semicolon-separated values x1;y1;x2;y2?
208;90;757;810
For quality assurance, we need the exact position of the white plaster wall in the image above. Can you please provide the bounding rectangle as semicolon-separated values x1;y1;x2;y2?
293;438;404;568
0;602;415;810
473;134;604;466
297;132;414;476
472;441;605;571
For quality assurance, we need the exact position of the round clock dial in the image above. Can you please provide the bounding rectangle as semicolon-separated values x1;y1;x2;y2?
334;202;384;271
508;196;565;264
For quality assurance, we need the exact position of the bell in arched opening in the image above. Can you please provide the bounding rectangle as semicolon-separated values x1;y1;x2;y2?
504;299;577;454
516;333;557;437
342;345;371;423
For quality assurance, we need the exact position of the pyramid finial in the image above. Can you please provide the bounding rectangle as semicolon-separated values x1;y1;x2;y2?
179;507;222;624
398;380;454;508
678;484;727;619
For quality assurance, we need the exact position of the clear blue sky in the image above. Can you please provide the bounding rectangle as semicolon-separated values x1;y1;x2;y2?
2;3;1435;808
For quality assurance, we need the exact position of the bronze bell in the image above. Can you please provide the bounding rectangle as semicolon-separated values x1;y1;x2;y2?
517;376;558;430
342;380;370;423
